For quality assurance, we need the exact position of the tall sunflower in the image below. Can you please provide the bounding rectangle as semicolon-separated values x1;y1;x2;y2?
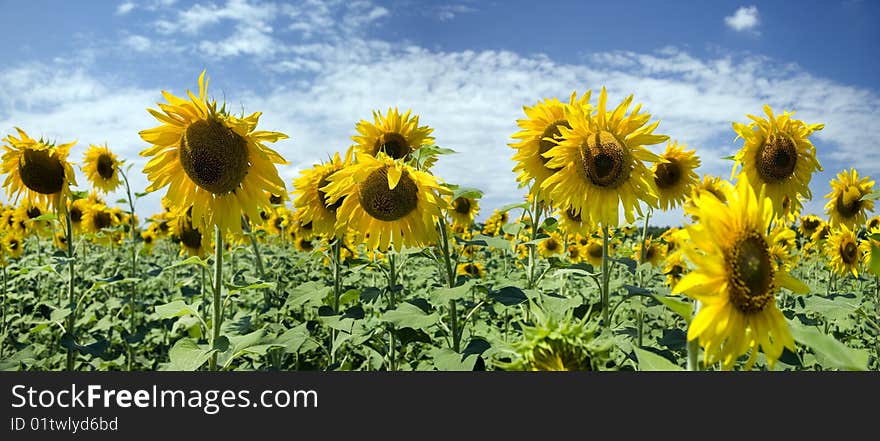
824;169;875;229
674;178;809;369
322;152;448;251
541;87;668;227
82;143;122;193
139;70;288;234
352;108;434;161
825;225;866;278
652;141;701;211
732;105;823;216
1;128;77;211
510;91;591;198
293;150;352;237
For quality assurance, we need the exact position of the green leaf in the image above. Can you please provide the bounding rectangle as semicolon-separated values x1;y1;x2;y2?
155;300;200;320
433;280;475;304
452;186;484;201
869;243;880;277
271;324;311;354
285;281;331;309
651;294;693;323
381;303;439;330
166;255;209;270
430;348;477;371
802;295;857;322
860;191;880;201
721;155;736;161
634;347;684;371
540;217;558;232
163;338;211;371
488;286;528;306
219;330;268;368
499;202;528;213
212;336;230;352
26;213;57;223
465;234;511;251
501;222;524;236
789;320;868;371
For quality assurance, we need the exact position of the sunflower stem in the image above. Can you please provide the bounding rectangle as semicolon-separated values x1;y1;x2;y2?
0;265;6;359
687;300;702;371
636;209;652;346
600;225;611;328
120;169;139;370
387;252;398;371
209;226;223;371
330;238;343;366
437;216;460;351
64;209;76;371
241;216;266;278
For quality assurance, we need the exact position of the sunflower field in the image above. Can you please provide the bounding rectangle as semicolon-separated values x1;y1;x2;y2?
1;72;878;372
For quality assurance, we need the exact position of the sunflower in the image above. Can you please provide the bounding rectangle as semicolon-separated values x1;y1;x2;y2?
53;230;69;252
293;150;351;237
267;191;287;206
583;237;604;268
565;244;583;264
3;234;23;259
732;105;823;216
1;128;77;211
83;203;119;235
867;216;880;232
352;108;434;161
652;141;701;211
554;206;590;236
664;254;687;288
295;236;315;253
67;198;90;234
684;174;734;217
171;208;211;257
481;209;509;236
456;262;485;278
139;70;288;234
510;91;591;198
82;143;122;193
824;169;875;229
15;200;51;235
825;225;867;278
674;178;809;369
447;195;480;227
538;233;564;258
141;230;157;254
501;314;612;371
634;237;665;268
322;152;448;251
541;87;668;227
798;214;822;238
769;225;798;271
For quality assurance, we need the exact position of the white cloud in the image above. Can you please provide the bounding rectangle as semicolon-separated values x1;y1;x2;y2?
432;4;477;22
116;2;136;15
725;5;760;33
123;35;152;52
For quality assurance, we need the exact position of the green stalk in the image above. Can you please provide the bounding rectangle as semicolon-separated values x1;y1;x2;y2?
120;169;139;370
241;216;266;278
387;252;398;371
687;300;701;371
330;238;343;365
636;209;652;345
64;209;76;371
1;265;6;359
209;226;223;371
437;217;459;352
600;225;611;327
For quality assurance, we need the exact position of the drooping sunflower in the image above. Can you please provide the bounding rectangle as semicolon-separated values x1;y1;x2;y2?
1;128;77;211
352;108;434;161
554;206;590;236
510;91;591;198
541;87;668;227
293;150;352;237
82;143;122;193
321;152;448;251
634;237;665;268
171;207;211;257
456;262;485;278
798;214;822;238
674;178;809;369
824;169;875;229
139;70;288;234
652;141;701;211
825;225;867;278
732;105;823;216
447;195;480;227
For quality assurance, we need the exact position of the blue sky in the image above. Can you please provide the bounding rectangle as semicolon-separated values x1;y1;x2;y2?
1;0;878;227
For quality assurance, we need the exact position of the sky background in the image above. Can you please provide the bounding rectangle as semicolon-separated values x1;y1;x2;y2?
0;0;878;227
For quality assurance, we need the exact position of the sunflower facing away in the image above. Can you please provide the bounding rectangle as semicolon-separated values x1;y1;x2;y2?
352;108;434;162
293;149;352;238
321;152;448;251
674;178;809;369
541;87;668;227
83;143;122;193
732;105;823;216
139;70;288;234
1;128;77;211
510;91;591;198
825;225;866;278
653;141;701;211
824;168;875;229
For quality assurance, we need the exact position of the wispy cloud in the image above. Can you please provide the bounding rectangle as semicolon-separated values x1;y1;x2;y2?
724;5;760;34
431;3;477;22
116;2;137;15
